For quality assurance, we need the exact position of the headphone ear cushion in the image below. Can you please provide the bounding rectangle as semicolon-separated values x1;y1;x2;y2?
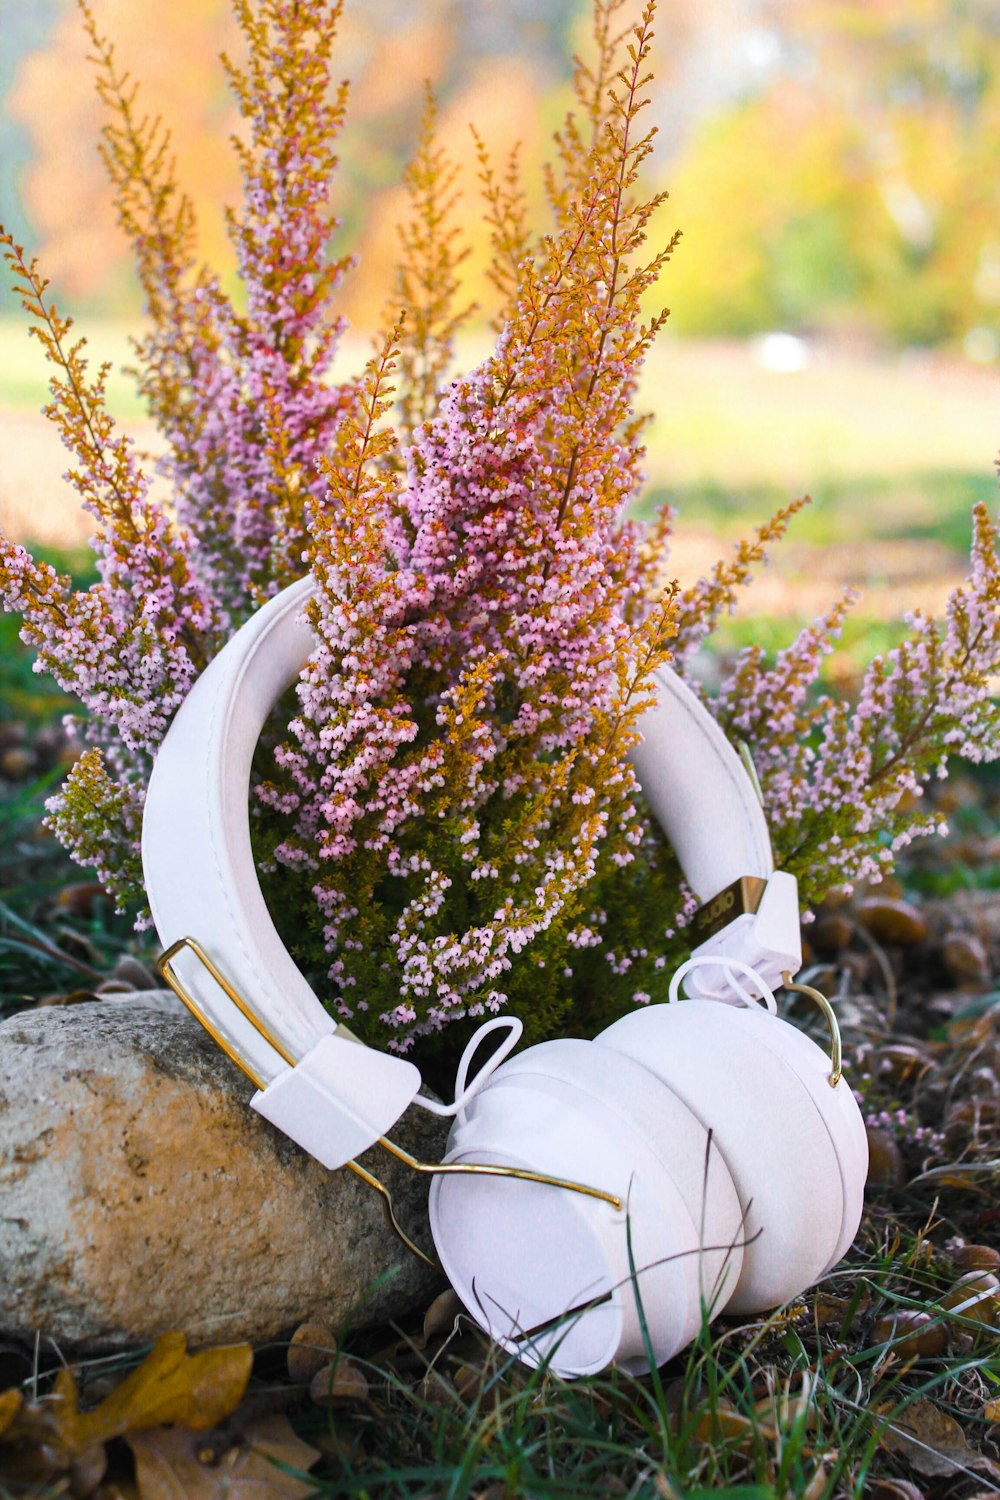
495;1039;748;1322
598;1002;868;1313
428;1039;745;1376
741;1007;869;1277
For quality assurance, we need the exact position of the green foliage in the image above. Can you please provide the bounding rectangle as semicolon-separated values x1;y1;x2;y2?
634;470;1000;552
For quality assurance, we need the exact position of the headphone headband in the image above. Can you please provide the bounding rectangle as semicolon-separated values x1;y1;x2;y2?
140;576;801;1167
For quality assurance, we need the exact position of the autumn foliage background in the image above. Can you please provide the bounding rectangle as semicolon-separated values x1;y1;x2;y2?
6;0;1000;352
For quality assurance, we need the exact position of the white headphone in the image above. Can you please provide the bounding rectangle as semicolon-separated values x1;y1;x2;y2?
141;575;867;1378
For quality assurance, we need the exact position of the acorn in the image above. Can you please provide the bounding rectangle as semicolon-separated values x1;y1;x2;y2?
818;886;853;914
310;1358;369;1405
871;1309;948;1360
940;932;989;986
811;914;853;956
953;1244;1000;1274
0;746;34;780
55;881;106;918
856;896;927;947
940;1271;1000;1325
423;1288;463;1342
287;1320;335;1382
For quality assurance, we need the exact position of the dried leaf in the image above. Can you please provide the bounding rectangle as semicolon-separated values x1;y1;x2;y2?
984;1399;1000;1424
0;1387;22;1439
690;1397;834;1464
932;1174;992;1194
878;1398;1000;1480
869;1480;926;1500
69;1440;108;1497
801;1466;832;1500
62;1333;253;1450
0;1333;253;1471
811;1293;867;1330
129;1413;319;1500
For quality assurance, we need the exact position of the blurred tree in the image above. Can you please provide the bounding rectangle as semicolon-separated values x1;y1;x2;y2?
10;0;997;347
5;0;578;324
665;0;1000;349
0;0;59;283
8;0;240;310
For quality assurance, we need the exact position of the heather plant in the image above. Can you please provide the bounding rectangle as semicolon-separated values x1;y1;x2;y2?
1;0;998;1059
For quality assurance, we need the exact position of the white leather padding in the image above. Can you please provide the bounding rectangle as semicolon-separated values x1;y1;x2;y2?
430;1050;731;1376
598;1001;867;1312
630;665;773;900
141;574;422;1140
494;1040;746;1322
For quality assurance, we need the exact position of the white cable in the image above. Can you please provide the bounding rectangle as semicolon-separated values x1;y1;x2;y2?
413;1015;525;1122
668;955;778;1013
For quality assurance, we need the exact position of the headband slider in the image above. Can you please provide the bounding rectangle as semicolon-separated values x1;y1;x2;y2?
155;937;422;1170
685;870;802;1002
251;1037;422;1171
690;875;767;943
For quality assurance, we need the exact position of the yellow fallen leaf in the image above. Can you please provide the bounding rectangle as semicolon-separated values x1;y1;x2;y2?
128;1412;320;1500
985;1399;1000;1424
690;1399;834;1462
0;1332;253;1469
932;1175;992;1194
58;1333;253;1451
0;1387;22;1439
692;1405;760;1444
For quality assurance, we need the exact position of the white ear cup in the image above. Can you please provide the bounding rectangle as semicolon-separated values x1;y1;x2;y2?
428;1038;746;1376
737;1009;869;1278
496;1039;747;1321
598;1001;868;1313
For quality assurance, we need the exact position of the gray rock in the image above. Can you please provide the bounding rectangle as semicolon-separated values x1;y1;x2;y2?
101;986;188;1015
0;1003;448;1352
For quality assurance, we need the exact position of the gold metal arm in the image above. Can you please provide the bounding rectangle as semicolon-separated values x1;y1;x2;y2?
157;937;293;1085
374;1135;620;1208
781;971;843;1087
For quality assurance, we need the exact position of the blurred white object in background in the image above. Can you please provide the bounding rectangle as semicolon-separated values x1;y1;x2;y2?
751;331;812;372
